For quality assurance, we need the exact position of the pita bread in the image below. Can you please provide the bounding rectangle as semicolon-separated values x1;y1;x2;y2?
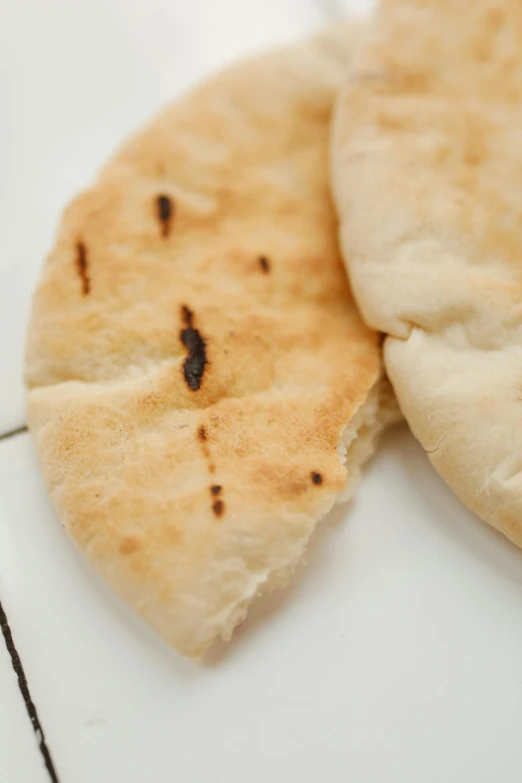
25;22;395;658
332;0;522;546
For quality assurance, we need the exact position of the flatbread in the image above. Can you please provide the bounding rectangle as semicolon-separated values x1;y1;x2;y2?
332;0;522;546
25;22;394;658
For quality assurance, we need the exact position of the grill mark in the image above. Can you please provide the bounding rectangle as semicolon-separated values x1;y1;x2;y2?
180;305;207;391
75;241;90;295
258;255;270;274
212;499;225;517
196;428;225;515
156;194;174;237
197;425;211;462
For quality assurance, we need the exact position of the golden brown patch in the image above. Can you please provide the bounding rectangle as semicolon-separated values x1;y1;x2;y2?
166;526;183;545
435;144;451;166
485;7;504;32
472;35;492;63
120;537;139;555
393;68;432;95
376;112;407;132
464;151;481;167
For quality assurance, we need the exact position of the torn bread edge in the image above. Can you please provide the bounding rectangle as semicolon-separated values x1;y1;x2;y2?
199;373;400;658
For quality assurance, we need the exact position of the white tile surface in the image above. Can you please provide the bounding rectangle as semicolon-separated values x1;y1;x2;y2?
1;0;368;434
2;427;522;782
0;612;50;782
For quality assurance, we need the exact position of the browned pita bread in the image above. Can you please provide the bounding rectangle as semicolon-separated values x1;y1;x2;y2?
25;22;394;657
332;0;522;546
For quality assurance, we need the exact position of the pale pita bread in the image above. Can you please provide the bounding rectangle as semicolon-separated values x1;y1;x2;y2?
332;1;522;545
26;22;394;658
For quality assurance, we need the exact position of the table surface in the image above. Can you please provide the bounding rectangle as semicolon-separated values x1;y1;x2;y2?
2;2;522;782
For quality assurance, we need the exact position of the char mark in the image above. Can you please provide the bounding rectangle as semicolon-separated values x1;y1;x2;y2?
156;194;174;238
212;499;225;517
258;255;270;274
180;305;207;391
75;241;90;295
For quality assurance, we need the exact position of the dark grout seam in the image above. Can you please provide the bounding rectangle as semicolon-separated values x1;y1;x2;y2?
0;425;28;442
0;600;60;783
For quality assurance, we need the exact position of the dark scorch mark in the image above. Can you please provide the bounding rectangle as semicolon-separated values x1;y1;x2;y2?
75;241;90;295
197;426;212;467
311;472;323;486
156;194;174;237
180;305;207;391
212;499;225;517
258;255;270;274
196;431;224;515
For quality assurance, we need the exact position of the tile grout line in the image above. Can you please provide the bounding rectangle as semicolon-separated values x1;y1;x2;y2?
0;600;60;783
0;425;28;442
